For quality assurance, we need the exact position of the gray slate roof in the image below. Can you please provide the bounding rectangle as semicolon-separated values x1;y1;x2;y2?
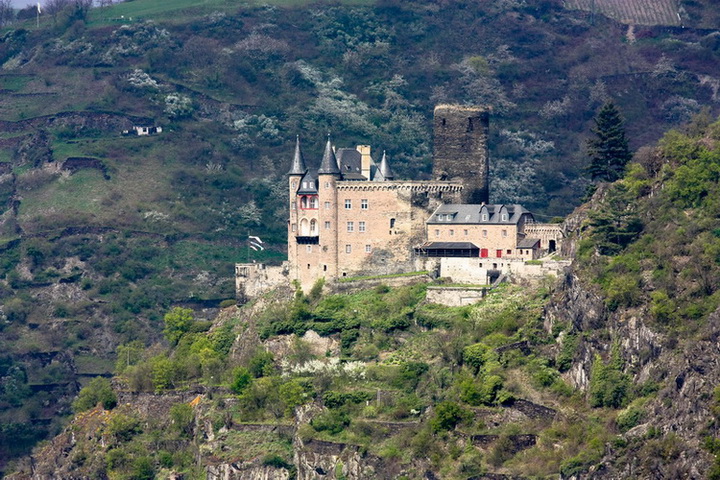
427;204;532;225
297;169;318;194
517;238;540;249
288;136;308;175
318;137;341;175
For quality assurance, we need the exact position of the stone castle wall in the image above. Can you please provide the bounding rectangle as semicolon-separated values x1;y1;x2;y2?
432;104;490;204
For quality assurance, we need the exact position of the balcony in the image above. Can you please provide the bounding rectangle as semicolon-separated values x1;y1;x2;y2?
296;236;319;245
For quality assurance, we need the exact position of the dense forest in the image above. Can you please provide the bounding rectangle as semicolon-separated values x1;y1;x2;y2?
1;0;720;476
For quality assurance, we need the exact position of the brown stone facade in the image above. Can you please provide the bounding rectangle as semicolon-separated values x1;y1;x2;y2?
432;105;490;204
289;176;462;290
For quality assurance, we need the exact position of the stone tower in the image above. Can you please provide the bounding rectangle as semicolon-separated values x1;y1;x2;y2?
432;105;490;204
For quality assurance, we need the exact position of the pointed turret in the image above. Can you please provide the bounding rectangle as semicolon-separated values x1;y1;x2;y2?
318;136;341;176
288;135;308;175
378;150;394;181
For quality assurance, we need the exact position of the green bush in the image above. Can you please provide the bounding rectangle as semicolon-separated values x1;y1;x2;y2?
230;367;253;394
588;351;631;409
72;377;117;412
311;409;350;434
430;401;467;432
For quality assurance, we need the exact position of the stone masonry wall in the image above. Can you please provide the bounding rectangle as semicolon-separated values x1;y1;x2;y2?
433;105;490;204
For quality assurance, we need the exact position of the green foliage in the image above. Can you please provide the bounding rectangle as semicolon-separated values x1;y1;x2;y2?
163;307;195;346
230;367;253;394
588;348;631;409
248;350;276;378
430;401;468;432
170;403;195;436
586;102;632;182
106;413;141;442
311;408;350;434
72;377;117;412
323;390;374;409
463;343;490;373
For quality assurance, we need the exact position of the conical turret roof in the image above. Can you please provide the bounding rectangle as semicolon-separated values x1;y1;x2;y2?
378;150;394;180
318;136;341;175
288;135;307;175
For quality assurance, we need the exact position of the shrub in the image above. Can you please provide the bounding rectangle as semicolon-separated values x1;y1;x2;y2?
230;367;253;394
588;350;631;408
311;409;350;434
72;377;117;412
431;401;467;432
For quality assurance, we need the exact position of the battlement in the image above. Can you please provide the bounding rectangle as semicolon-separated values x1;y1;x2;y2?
336;181;463;193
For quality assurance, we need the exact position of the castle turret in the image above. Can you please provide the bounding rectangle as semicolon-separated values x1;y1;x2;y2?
377;150;394;181
288;136;308;281
317;136;340;281
433;105;490;204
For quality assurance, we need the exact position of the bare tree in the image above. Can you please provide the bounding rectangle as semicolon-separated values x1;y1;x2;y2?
0;0;14;27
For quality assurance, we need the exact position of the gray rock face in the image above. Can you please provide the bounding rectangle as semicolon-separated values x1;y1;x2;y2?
546;267;719;479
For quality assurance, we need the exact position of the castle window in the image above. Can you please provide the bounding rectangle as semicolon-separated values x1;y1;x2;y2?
292;181;297;188
502;229;507;237
450;229;454;236
507;249;512;255
324;201;330;209
435;229;440;237
292;223;297;232
347;222;354;232
345;244;352;253
301;196;308;208
291;202;296;210
361;199;368;209
306;245;312;252
482;230;487;238
390;218;395;228
323;265;327;271
365;244;371;253
310;220;317;233
324;221;331;230
467;117;473;132
359;221;366;232
482;214;488;221
345;199;352;209
501;214;508;221
309;197;318;209
464;229;468;236
325;182;330;189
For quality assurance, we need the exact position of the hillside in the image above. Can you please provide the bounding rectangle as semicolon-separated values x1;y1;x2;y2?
11;105;720;480
1;0;720;472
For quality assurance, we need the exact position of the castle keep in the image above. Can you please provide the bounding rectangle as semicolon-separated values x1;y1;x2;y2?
433;105;490;204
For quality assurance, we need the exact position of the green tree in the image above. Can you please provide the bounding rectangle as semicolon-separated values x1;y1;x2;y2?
587;102;632;182
169;403;194;437
72;377;117;412
163;307;195;346
230;367;253;394
430;401;467;432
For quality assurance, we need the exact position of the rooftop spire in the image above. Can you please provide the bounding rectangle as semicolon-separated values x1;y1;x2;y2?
318;135;341;175
378;150;394;180
288;135;308;175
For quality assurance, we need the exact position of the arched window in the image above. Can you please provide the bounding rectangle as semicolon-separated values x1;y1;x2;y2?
309;196;318;209
300;196;308;209
300;219;309;236
310;219;317;234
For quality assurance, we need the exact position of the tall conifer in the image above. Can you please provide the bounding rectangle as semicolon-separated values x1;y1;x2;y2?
587;102;632;182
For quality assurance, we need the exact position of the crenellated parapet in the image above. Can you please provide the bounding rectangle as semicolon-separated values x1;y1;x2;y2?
336;181;463;193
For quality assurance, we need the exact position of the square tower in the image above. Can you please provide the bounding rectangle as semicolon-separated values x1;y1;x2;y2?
432;105;490;204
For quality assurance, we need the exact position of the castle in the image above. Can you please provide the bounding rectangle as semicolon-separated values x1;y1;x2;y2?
236;105;565;298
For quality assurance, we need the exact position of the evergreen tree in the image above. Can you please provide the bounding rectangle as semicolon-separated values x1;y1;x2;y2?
587;102;633;182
